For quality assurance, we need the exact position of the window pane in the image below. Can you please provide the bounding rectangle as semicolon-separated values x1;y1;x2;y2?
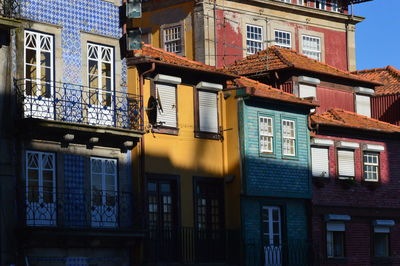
374;233;389;257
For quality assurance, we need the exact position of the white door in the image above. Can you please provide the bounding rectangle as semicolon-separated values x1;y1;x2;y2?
262;206;282;266
25;151;56;226
87;43;114;126
90;157;118;228
24;30;54;119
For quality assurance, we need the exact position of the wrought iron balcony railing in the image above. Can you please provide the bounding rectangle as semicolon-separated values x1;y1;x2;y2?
24;190;141;230
15;79;143;131
0;0;20;18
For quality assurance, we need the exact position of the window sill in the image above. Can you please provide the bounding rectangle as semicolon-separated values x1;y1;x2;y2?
282;155;299;161
326;257;347;264
336;177;356;189
194;131;221;140
259;152;276;159
152;126;179;136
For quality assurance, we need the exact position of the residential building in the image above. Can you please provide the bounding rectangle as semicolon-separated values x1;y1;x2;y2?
127;44;241;265
1;0;145;264
133;0;372;70
353;66;400;126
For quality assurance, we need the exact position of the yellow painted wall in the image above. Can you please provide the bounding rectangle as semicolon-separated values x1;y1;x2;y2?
132;1;195;60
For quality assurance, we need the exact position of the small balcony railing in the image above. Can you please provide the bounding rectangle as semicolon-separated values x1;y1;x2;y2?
0;0;20;18
15;79;143;131
24;190;140;230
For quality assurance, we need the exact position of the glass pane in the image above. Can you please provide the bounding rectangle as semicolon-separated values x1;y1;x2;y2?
105;174;115;191
26;49;36;66
43;183;54;203
102;62;111;77
43;170;53;182
374;233;389;257
148;182;157;192
161;183;170;193
334;231;344;257
40;52;51;68
28;178;39;202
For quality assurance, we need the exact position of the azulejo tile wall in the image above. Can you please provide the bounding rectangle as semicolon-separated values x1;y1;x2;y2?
20;0;126;88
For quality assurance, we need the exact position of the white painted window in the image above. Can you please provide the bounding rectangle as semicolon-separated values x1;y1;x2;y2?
355;94;371;117
331;0;339;12
90;157;118;228
337;149;355;178
87;43;114;126
363;152;379;181
274;30;291;49
299;84;317;99
25;150;56;226
298;0;304;5
156;83;177;128
246;25;263;55
327;222;345;258
302;35;321;61
282;119;296;156
316;0;327;10
259;116;274;153
311;147;329;177
163;25;182;54
198;90;219;133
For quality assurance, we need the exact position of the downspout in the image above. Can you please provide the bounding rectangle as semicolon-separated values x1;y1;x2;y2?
213;0;218;66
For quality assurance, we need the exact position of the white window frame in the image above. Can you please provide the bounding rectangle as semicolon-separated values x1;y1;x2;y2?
298;0;304;5
311;146;330;178
331;0;339;12
163;25;183;55
262;206;282;246
363;152;379;182
246;24;264;55
198;90;219;133
282;119;296;156
259;116;274;153
337;149;355;179
302;35;321;61
316;0;327;10
25;150;56;226
274;30;291;49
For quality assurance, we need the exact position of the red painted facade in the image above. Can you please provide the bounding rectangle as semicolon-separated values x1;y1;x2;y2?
372;95;400;126
316;86;354;113
312;134;400;265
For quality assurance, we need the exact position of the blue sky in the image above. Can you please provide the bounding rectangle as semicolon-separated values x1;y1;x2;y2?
355;0;400;70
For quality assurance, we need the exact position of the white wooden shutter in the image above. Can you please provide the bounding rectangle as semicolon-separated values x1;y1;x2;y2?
311;147;329;177
199;90;218;133
299;84;316;98
356;95;371;117
338;150;355;177
156;83;177;127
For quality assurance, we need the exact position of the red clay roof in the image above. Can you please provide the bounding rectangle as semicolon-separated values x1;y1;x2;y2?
228;77;318;107
353;66;400;95
311;108;400;133
226;46;379;85
131;44;235;76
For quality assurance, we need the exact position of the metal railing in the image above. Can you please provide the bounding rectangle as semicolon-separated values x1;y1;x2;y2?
24;190;141;230
145;227;241;264
0;0;20;18
15;79;143;131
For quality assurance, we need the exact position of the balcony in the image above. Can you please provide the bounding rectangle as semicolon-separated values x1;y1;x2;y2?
15;79;143;149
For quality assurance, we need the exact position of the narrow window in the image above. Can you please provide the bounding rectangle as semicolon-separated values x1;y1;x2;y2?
331;0;339;12
302;35;321;61
374;232;390;257
326;222;345;258
246;25;263;55
316;0;327;10
355;94;371;117
311;147;329;177
156;83;177;128
282;119;296;156
363;152;379;181
163;25;182;54
259;116;274;153
262;206;282;264
299;83;317;99
274;30;291;49
298;0;304;5
337;149;355;179
198;90;219;133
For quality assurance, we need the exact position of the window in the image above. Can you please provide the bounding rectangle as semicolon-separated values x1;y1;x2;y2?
331;0;339;12
198;90;219;133
311;147;329;177
326;222;345;258
337;149;355;179
259;116;274;153
276;0;291;2
298;0;304;5
355;94;371;117
163;25;182;54
363;152;379;181
90;157;118;228
262;206;282;247
374;233;389;257
316;0;327;10
282;119;296;156
302;35;321;61
87;43;114;126
156;83;177;128
274;30;291;49
25;151;56;226
299;83;317;99
246;25;263;55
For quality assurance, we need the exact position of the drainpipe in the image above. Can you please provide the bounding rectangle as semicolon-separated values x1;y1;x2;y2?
213;0;218;66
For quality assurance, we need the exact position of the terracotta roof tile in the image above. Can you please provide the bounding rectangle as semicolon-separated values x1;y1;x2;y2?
311;108;400;133
131;44;234;75
228;77;318;107
353;66;400;95
226;46;379;85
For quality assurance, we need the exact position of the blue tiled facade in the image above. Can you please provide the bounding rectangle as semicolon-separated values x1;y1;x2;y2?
239;99;312;265
20;0;126;86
